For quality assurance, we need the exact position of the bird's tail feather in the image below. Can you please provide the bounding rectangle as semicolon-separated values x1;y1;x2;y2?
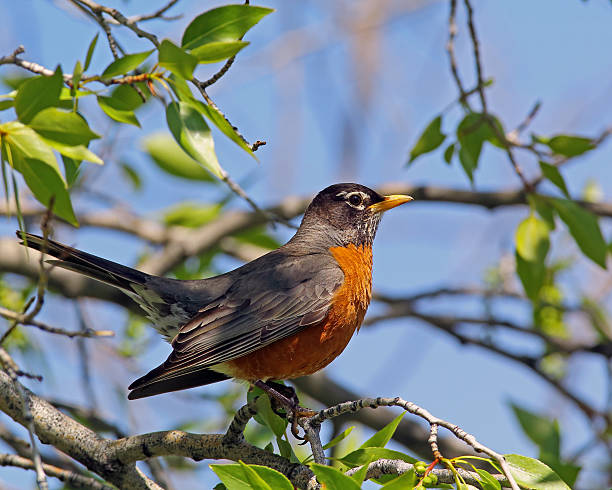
17;231;148;291
128;364;230;399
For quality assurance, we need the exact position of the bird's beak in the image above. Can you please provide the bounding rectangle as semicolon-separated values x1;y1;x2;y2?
368;194;414;213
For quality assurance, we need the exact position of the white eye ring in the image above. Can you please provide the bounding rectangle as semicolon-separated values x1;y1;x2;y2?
345;191;367;209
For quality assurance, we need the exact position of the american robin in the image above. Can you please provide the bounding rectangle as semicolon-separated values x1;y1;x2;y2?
18;183;412;420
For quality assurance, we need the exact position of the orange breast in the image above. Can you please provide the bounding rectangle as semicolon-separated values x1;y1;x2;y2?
220;244;373;381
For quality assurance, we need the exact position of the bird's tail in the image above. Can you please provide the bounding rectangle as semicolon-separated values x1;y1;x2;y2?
17;231;149;291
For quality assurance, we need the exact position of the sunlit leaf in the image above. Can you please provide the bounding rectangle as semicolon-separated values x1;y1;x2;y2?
190;40;249;63
310;463;361;490
166;101;223;178
97;85;142;127
360;412;405;449
339;447;416;467
182;5;273;49
211;463;291;490
322;426;355;450
142;132;215;181
29;108;100;146
545;135;594;157
83;33;99;71
381;470;417;489
0;121;58;170
158;39;198;79
505;454;571;490
42;138;103;165
515;214;550;300
15;67;63;123
101;50;154;79
475;469;501;490
516;215;550;263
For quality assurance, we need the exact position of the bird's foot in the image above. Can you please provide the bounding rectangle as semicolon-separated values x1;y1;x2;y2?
254;380;316;441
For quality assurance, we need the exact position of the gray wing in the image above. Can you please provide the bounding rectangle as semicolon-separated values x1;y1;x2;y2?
128;252;343;395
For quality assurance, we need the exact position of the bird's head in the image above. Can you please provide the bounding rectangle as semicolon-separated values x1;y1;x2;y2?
296;183;413;248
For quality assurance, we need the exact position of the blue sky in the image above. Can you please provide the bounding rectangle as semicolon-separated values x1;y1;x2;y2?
1;1;612;488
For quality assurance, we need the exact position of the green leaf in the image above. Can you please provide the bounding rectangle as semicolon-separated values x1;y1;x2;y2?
505;454;571;490
182;5;273;49
166;74;256;159
443;142;455;164
62;155;81;187
339;447;416;468
516;252;546;301
101;50;154;79
310;464;361;490
511;404;560;459
475;469;502;490
42;138;103;165
382;470;417;489
550;198;607;268
84;33;99;71
349;461;371;485
0;121;58;171
360;412;405;449
97;85;143;126
539;162;569;198
191;40;249;63
210;463;291;490
237;462;273;490
277;436;299;463
166;101;223;178
120;162;142;190
408;115;446;163
247;464;292;490
527;194;556;230
15;67;63;123
514;214;550;300
195;99;256;158
322;426;354;450
456;113;499;182
71;61;83;99
29;108;100;146
163;202;221;228
545;135;594;157
516;215;550;263
14;157;77;226
142;132;215;181
0;100;13;111
158;40;198;79
254;394;288;437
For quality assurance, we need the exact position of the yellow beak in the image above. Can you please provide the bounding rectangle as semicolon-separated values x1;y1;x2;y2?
368;194;414;213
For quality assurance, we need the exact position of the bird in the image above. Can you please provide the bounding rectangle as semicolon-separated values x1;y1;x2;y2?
17;183;412;420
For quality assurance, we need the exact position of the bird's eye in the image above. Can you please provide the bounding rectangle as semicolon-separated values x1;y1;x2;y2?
348;193;363;207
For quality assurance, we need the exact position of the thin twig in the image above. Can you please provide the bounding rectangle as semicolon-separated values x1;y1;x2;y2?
0;348;48;489
0;453;113;490
0;306;114;339
343;459;506;487
446;0;469;107
463;0;486;113
73;0;160;47
309;397;520;490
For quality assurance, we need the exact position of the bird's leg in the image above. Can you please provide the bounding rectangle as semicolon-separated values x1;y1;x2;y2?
254;380;316;440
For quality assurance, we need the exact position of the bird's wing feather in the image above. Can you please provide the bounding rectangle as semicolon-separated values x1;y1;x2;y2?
128;253;343;391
